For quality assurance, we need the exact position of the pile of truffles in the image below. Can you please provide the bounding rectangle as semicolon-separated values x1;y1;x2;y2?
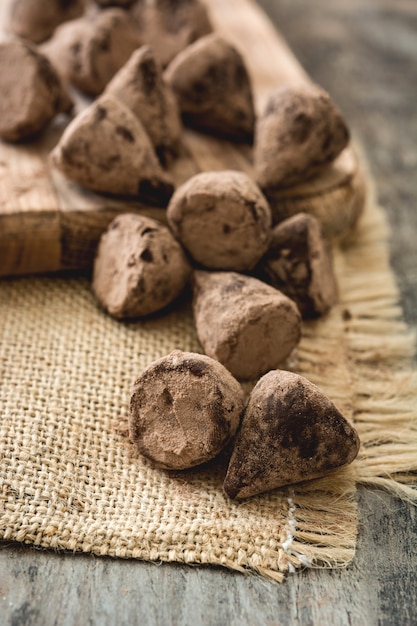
1;0;360;498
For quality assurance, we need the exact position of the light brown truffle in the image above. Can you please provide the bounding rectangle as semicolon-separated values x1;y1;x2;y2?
92;214;191;319
7;0;85;44
130;0;213;68
41;9;142;95
0;39;72;142
164;34;255;142
129;350;245;469
105;46;182;163
254;84;350;189
51;94;174;205
261;213;338;318
167;171;272;271
223;370;360;499
192;271;302;380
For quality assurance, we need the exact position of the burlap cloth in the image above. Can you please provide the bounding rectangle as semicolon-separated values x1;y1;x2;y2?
1;181;416;582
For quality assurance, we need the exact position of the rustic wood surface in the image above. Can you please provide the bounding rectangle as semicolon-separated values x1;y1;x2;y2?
1;0;416;625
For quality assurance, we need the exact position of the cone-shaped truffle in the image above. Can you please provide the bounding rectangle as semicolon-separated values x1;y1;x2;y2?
7;0;85;44
164;34;255;141
254;84;350;189
129;350;245;469
41;9;142;95
261;213;338;318
92;214;191;318
167;171;272;271
0;39;72;142
105;46;181;162
51;95;174;205
130;0;213;68
224;370;360;499
192;271;301;380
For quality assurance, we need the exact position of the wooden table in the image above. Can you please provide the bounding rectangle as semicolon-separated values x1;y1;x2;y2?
1;1;416;624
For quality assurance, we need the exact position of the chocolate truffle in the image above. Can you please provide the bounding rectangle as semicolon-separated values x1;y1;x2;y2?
51;94;173;204
130;0;213;68
261;213;338;318
0;39;72;142
164;33;255;141
41;9;142;95
192;271;302;380
223;369;360;499
105;46;182;163
92;214;191;319
129;350;245;469
7;0;85;44
254;84;350;189
167;171;272;271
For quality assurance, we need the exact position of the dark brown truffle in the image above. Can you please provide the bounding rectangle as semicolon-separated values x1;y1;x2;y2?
0;39;72;142
130;0;213;68
164;33;255;142
192;271;302;380
105;46;182;163
129;350;245;469
254;84;350;189
92;214;191;319
167;171;272;271
7;0;85;44
51;94;174;204
261;213;338;318
223;369;360;499
41;9;142;95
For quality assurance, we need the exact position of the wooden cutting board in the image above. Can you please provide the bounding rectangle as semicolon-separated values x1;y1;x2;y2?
0;0;365;277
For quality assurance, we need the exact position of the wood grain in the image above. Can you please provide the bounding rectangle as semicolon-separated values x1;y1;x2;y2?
0;0;365;276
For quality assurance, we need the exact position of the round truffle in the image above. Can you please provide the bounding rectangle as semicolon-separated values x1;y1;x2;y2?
129;350;245;469
92;214;191;319
7;0;85;44
192;271;302;380
167;171;272;271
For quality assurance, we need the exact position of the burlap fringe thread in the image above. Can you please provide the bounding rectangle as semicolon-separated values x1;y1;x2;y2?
0;178;416;583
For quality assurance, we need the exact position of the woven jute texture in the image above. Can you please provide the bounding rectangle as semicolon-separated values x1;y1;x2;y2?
1;188;416;582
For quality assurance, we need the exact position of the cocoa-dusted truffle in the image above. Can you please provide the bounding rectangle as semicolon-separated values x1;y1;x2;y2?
105;46;182;163
192;271;301;380
92;214;191;319
167;171;272;271
0;39;72;142
51;94;173;205
224;370;360;499
7;0;85;44
261;213;338;318
41;9;142;95
254;84;350;189
129;350;245;469
130;0;213;69
164;34;255;141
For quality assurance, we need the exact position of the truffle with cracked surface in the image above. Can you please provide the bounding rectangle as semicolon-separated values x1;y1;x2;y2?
261;213;338;318
223;369;360;499
192;271;301;380
129;350;245;470
92;214;191;319
167;170;272;271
